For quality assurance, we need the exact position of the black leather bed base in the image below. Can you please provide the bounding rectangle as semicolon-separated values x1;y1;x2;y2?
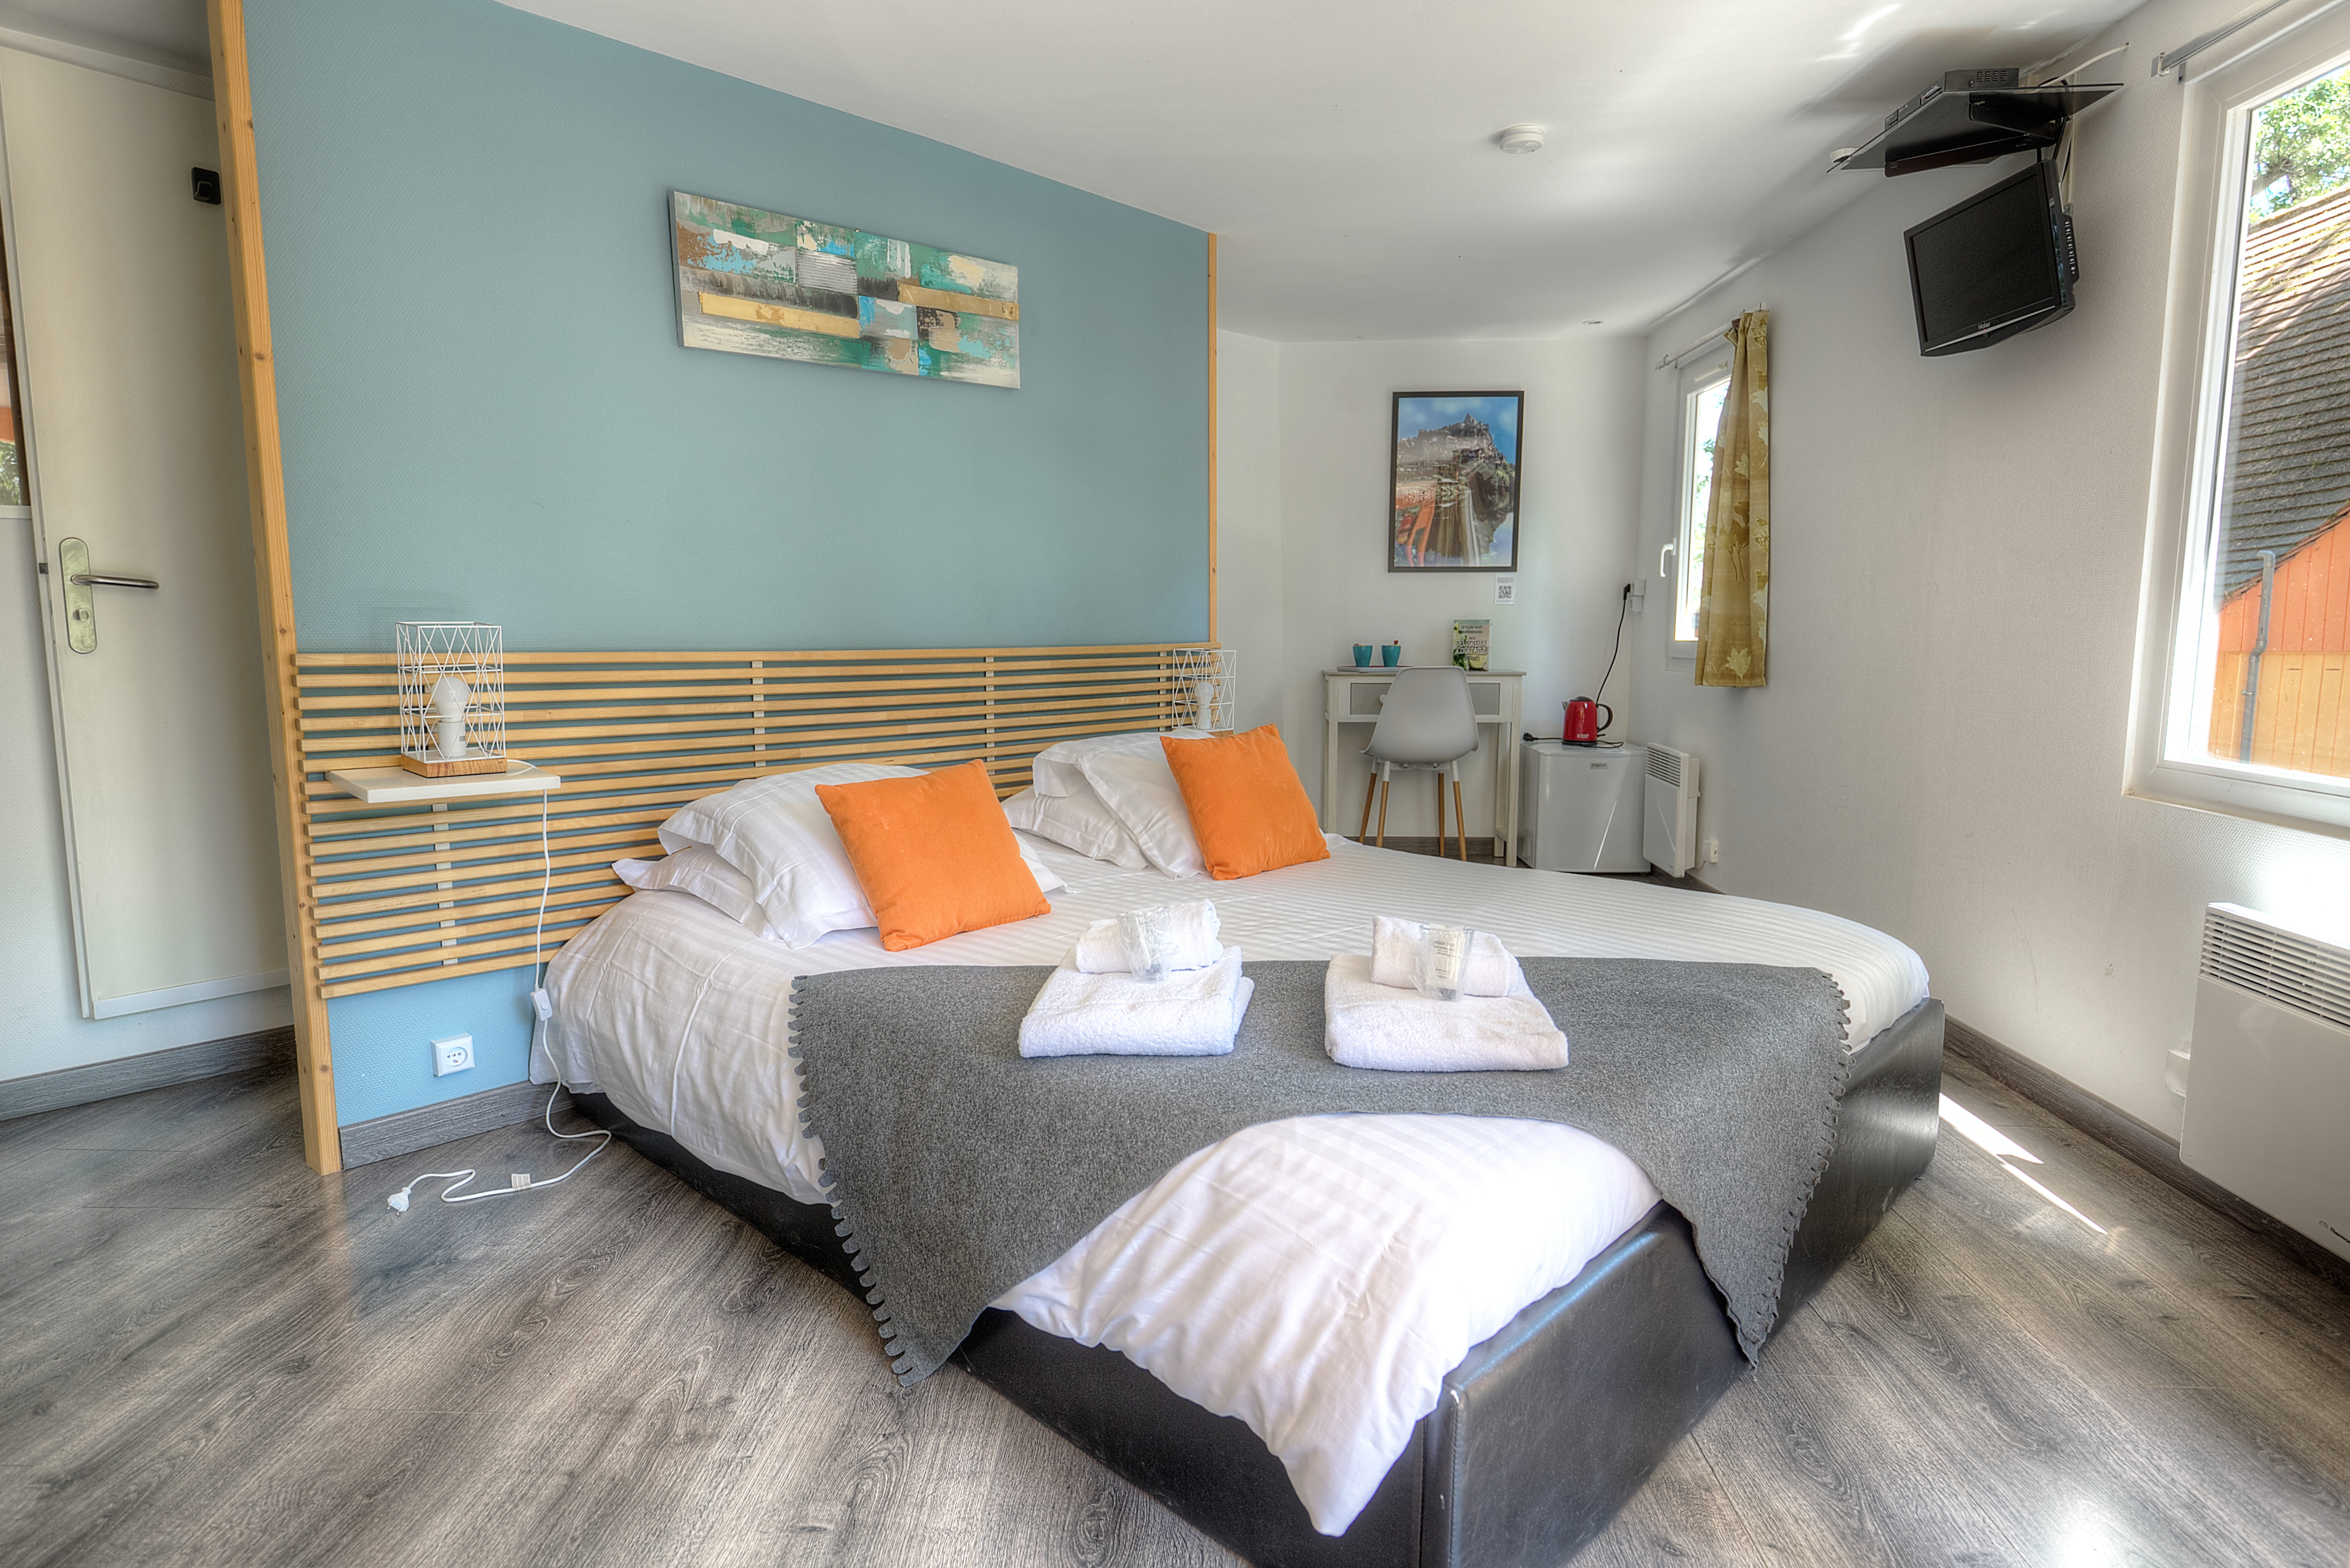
572;995;1942;1568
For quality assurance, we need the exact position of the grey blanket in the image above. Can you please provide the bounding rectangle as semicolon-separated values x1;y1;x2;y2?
790;958;1850;1385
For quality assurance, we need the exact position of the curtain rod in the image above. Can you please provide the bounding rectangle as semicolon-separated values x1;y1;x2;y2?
1655;324;1732;371
2154;0;2347;76
1655;309;1761;371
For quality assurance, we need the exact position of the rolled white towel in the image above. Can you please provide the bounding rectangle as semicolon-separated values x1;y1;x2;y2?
1369;916;1522;997
1021;948;1254;1058
1071;900;1222;974
1324;954;1567;1072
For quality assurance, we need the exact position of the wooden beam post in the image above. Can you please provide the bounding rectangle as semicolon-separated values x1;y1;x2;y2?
1207;232;1218;647
208;0;338;1173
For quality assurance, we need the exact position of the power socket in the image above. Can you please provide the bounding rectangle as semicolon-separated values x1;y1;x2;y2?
432;1033;475;1077
1704;838;1721;864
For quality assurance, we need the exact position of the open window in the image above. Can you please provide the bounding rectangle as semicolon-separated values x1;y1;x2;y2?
1669;353;1730;656
2134;13;2350;836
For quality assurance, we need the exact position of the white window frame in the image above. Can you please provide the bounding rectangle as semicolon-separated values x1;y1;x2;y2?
2130;8;2350;839
1667;351;1731;659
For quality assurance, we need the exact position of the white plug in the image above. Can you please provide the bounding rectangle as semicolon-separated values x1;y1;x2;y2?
388;1189;411;1212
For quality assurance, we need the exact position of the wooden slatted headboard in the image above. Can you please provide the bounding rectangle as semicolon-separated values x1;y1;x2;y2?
292;644;1201;1001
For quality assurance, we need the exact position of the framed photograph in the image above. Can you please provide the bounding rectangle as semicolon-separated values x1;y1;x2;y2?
1389;391;1522;572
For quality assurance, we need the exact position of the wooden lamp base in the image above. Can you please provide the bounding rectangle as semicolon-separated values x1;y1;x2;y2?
397;751;512;778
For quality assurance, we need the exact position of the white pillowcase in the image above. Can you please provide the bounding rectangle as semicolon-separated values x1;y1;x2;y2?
1031;728;1210;797
1080;747;1205;878
612;845;763;930
1002;783;1150;871
659;762;1066;948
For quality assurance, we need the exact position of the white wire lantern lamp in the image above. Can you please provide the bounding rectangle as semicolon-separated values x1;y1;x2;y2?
395;620;510;777
1172;647;1237;733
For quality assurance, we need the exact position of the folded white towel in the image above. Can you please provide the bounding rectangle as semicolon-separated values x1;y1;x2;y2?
1021;947;1253;1058
1072;900;1222;974
1324;954;1567;1072
1369;916;1522;997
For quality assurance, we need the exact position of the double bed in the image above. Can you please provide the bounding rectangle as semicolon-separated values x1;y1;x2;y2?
541;831;1941;1566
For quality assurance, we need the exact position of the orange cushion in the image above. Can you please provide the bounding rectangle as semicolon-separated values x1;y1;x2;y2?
815;761;1051;950
1161;725;1331;881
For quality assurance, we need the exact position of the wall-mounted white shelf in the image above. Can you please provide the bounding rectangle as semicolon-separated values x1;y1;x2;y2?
323;759;561;805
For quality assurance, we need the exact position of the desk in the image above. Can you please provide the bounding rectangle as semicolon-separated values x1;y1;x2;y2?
1322;668;1523;859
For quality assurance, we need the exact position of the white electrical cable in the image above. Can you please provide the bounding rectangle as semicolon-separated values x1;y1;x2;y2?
388;787;607;1215
388;1051;612;1211
385;1091;610;1211
533;786;552;978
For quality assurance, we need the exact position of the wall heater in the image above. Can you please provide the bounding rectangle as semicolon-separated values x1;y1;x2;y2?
1643;744;1701;877
2180;902;2350;1263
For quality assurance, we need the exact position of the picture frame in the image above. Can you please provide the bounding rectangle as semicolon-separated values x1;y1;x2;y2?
1389;391;1523;572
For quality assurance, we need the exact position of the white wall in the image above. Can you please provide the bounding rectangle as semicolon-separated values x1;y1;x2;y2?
2;515;290;1080
1631;0;2350;1135
1267;339;1648;840
1216;330;1284;735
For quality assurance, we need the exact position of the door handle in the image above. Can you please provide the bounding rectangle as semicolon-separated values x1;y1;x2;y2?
1659;542;1676;579
57;538;156;654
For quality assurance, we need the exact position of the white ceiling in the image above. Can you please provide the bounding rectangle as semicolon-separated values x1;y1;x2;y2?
0;0;2143;340
0;0;209;76
505;0;2140;341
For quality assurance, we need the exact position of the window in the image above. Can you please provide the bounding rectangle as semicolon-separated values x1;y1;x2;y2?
2135;16;2350;835
1670;359;1729;653
0;234;19;506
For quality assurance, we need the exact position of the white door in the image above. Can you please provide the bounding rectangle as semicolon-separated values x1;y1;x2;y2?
2;47;283;1018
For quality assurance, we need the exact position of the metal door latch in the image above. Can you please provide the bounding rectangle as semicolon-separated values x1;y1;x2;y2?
57;538;159;654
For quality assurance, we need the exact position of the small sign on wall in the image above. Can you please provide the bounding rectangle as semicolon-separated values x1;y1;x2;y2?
1494;576;1517;605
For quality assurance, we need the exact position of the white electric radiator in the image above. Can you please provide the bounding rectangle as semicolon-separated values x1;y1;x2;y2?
2180;902;2350;1263
1642;744;1701;877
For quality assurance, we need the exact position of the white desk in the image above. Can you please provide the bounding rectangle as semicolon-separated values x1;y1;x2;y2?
1322;668;1524;859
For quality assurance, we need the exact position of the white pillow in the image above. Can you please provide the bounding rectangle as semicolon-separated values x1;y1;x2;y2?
612;845;762;930
1003;783;1150;871
1031;728;1211;797
660;762;1066;948
1079;748;1205;878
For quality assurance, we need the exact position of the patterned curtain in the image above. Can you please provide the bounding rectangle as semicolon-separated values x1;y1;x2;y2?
1696;310;1770;687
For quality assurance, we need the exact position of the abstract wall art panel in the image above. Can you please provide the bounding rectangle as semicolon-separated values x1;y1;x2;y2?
671;191;1020;387
1388;391;1523;571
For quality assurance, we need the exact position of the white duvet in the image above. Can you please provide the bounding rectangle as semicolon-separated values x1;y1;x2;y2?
541;835;1928;1534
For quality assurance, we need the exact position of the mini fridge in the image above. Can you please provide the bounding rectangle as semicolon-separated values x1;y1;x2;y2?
1518;741;1648;873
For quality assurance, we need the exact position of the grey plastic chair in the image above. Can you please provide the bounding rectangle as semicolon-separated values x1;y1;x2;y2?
1359;666;1479;859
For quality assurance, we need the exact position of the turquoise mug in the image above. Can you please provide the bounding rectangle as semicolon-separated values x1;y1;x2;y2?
1381;643;1402;667
1352;644;1374;667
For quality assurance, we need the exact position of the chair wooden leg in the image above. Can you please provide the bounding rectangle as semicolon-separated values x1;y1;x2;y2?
1358;772;1379;842
1435;773;1446;859
1376;779;1391;846
1453;777;1469;862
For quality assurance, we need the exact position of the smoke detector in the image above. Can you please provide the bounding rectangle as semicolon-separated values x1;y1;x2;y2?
1497;124;1545;155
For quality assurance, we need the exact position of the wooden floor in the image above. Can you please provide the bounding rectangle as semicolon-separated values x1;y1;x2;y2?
4;1056;2349;1566
1349;837;1703;889
1345;834;1510;866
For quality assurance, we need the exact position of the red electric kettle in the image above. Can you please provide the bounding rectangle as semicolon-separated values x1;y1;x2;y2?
1563;696;1611;746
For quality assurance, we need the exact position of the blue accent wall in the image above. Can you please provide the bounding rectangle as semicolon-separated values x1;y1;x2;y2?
329;968;539;1126
241;0;1210;1127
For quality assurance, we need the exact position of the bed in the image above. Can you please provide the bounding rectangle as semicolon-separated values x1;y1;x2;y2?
543;832;1941;1567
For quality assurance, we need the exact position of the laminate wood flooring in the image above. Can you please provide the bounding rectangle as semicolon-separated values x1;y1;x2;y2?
2;1054;2347;1567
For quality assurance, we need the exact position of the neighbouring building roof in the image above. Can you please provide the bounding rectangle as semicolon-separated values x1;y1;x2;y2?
2222;182;2350;596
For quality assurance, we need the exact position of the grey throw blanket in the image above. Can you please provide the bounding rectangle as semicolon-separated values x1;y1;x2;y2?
791;958;1850;1386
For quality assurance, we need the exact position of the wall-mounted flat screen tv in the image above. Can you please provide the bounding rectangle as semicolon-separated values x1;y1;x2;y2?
1904;160;2075;356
